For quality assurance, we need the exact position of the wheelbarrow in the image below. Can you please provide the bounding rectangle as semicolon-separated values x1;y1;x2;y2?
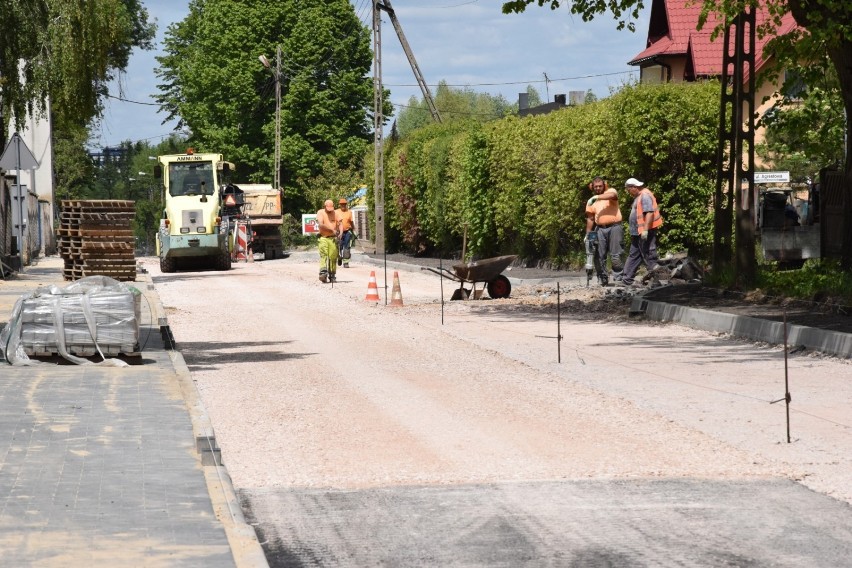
421;255;517;300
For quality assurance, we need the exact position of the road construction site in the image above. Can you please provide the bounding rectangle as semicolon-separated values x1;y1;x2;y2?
143;250;852;566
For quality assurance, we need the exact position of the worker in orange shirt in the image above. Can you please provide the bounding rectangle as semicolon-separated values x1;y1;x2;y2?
585;176;624;286
335;198;355;268
316;199;340;282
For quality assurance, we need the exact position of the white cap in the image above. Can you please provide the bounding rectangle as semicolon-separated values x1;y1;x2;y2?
625;177;644;187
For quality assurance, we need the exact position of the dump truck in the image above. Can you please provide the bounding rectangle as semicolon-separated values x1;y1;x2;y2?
233;183;285;259
154;150;235;273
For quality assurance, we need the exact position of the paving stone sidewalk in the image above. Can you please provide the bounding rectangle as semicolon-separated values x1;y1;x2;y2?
0;259;263;566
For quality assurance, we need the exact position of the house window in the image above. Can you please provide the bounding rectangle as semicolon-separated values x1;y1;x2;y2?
782;69;806;101
641;65;668;84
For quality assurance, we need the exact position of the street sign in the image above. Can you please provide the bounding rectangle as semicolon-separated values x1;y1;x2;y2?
0;133;39;170
754;171;790;183
301;214;319;235
0;133;39;273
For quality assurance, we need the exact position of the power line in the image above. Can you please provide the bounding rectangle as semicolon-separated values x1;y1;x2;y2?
391;101;505;118
385;69;638;88
105;93;160;106
437;0;479;6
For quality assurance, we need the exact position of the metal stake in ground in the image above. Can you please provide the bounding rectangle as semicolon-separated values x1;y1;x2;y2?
557;282;563;362
770;309;792;443
439;256;445;325
534;282;563;363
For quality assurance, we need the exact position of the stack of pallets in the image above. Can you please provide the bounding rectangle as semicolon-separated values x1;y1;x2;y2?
57;200;136;281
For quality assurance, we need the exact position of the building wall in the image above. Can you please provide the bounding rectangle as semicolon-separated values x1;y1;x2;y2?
640;59;687;84
6;99;55;256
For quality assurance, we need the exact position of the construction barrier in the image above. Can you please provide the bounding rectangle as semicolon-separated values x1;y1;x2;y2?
233;220;249;261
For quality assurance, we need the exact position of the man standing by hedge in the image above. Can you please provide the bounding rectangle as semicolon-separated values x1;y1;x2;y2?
585;176;624;285
621;177;663;286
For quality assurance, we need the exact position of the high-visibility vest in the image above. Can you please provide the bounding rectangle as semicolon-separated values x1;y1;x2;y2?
637;188;663;232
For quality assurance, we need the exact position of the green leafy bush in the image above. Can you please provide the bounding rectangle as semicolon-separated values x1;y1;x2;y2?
757;259;852;305
380;81;721;265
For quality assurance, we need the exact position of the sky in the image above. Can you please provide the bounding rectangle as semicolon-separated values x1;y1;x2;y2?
91;0;649;151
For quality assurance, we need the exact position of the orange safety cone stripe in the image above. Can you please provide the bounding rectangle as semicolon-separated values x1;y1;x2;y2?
390;271;404;306
365;270;380;302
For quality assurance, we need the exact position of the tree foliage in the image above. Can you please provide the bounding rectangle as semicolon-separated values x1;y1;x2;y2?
757;67;845;181
297;152;368;213
156;0;379;214
394;81;516;138
501;0;852;175
0;0;155;138
382;81;721;264
53;125;96;202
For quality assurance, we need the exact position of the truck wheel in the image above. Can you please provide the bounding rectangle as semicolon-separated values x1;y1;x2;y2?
160;256;177;273
216;251;232;271
487;275;512;299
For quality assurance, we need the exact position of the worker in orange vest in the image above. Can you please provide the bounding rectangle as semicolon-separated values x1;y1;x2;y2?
335;198;355;268
621;177;663;286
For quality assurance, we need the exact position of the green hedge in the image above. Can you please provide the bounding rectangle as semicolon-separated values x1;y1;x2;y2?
380;81;720;265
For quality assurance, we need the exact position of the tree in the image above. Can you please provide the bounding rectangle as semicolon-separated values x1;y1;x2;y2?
53;125;96;202
156;0;379;215
757;68;845;181
501;1;852;177
524;84;544;108
0;0;155;142
394;81;515;138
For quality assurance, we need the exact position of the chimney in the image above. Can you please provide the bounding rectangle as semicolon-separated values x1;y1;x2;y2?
518;92;529;110
569;91;585;105
554;94;566;105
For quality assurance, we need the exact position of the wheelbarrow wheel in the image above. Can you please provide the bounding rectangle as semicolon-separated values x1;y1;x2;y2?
487;275;511;299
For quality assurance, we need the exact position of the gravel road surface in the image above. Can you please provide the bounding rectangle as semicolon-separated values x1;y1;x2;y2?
142;253;852;566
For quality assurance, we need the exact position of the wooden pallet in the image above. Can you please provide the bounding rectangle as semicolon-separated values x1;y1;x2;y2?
57;200;138;281
24;343;141;357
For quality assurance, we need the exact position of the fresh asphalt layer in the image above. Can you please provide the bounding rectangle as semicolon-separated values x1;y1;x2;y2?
241;478;852;567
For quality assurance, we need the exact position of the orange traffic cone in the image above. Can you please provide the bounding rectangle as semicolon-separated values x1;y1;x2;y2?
365;271;380;302
390;271;404;307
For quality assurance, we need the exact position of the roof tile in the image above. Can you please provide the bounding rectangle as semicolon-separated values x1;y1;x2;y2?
629;0;798;80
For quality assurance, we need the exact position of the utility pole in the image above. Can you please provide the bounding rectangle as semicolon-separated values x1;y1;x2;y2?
274;45;281;191
713;8;756;287
373;2;385;255
259;47;282;190
377;0;442;123
373;0;442;255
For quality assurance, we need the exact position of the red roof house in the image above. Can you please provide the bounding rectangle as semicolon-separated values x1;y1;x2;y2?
628;0;797;84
